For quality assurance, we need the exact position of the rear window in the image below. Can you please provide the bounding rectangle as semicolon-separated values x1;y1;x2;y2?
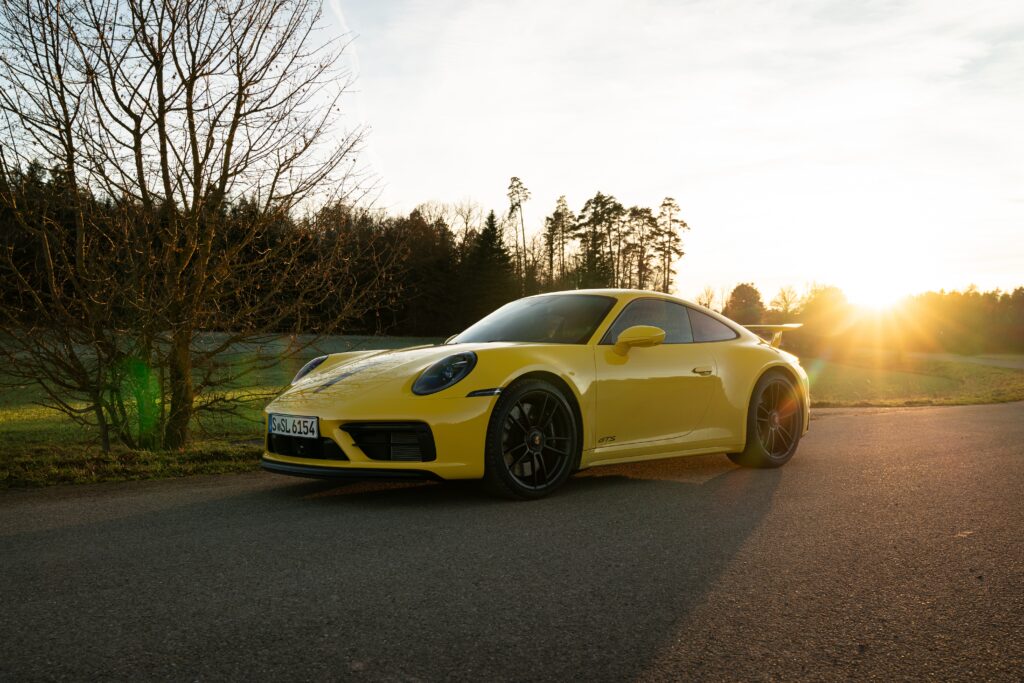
688;308;738;343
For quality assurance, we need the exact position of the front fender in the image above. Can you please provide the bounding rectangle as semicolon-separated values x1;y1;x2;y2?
465;345;597;450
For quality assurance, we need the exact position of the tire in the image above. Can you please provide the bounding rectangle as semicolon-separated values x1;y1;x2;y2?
483;378;580;499
728;371;803;468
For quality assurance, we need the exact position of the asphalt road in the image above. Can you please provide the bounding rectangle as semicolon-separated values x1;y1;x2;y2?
2;403;1023;681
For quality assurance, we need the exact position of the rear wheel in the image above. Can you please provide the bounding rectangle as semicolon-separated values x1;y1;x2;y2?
728;371;802;468
483;379;579;499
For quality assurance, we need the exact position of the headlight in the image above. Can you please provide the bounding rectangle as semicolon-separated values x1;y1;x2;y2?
292;355;328;384
412;352;477;395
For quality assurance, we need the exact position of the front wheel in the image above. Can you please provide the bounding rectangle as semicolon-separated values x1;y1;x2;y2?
483;379;579;499
728;371;803;468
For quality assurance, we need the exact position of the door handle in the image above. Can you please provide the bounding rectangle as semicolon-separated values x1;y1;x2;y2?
692;366;714;376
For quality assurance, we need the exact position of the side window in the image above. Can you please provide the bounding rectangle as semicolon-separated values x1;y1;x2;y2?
600;299;693;344
688;308;738;342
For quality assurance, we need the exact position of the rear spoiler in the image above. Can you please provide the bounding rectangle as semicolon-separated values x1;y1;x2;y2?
744;324;802;348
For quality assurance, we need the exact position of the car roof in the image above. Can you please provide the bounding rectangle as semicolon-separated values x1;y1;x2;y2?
533;288;694;307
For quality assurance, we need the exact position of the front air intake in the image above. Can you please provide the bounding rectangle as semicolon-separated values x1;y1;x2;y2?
266;434;348;461
342;422;437;462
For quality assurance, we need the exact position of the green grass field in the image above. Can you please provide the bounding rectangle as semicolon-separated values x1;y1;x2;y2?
2;338;1023;488
804;352;1024;407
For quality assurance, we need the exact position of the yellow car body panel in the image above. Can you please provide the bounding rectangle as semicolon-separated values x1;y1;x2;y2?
262;289;809;480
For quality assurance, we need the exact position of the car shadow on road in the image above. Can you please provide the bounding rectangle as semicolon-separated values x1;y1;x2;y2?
1;454;782;680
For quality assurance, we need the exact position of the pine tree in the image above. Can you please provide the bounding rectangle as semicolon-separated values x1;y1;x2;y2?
542;195;574;287
383;209;461;336
573;192;620;288
654;197;688;293
625;206;658;290
507;177;530;292
463;210;516;325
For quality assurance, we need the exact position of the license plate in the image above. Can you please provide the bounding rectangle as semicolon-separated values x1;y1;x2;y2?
268;414;319;439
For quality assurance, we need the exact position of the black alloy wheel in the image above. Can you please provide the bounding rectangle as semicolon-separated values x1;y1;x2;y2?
728;372;802;468
484;379;579;499
755;379;800;457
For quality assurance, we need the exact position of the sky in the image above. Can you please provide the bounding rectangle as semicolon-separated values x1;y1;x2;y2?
325;0;1024;307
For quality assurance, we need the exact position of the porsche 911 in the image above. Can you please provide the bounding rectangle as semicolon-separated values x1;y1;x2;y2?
262;289;809;498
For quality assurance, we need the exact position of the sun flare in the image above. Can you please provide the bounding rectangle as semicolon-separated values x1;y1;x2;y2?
841;280;911;311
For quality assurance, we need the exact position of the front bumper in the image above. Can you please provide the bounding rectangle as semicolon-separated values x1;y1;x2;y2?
261;394;498;480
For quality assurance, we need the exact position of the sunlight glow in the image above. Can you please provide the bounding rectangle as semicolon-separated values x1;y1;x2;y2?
841;281;911;311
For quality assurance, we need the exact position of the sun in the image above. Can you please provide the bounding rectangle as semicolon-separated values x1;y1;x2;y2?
842;280;910;311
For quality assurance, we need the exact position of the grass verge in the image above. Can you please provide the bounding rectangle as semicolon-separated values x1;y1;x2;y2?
0;440;262;489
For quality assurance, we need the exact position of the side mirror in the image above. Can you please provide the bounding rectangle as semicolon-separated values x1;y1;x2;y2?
613;325;666;356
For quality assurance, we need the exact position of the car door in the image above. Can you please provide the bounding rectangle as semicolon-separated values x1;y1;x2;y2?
593;298;718;447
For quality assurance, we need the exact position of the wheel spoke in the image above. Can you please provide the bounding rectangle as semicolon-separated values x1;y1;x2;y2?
511;454;531;471
541;399;560;430
537;394;550;430
537;451;550;483
777;423;792;443
510;403;532;434
543;444;568;457
504;442;528;457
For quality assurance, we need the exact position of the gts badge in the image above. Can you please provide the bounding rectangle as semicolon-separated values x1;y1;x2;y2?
597;435;617;445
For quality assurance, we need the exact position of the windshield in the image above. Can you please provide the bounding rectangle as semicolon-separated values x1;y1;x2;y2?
451;294;616;345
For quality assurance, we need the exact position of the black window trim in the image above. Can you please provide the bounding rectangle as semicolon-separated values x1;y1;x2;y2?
598;296;741;345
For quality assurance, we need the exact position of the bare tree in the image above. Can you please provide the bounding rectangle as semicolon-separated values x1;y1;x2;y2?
415;199;483;251
413;202;453;229
770;286;801;315
0;0;386;449
696;285;717;310
451;200;484;245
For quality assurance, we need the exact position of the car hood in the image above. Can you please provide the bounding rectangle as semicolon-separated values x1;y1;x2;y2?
267;342;521;412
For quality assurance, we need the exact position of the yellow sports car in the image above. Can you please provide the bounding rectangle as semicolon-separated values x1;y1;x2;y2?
262;289;809;498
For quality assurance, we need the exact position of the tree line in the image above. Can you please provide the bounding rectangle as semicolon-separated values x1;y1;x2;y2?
713;282;1024;356
2;163;692;334
375;183;690;336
